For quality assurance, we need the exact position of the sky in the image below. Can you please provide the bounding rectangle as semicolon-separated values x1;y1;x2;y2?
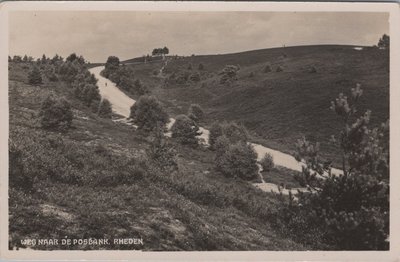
9;11;389;63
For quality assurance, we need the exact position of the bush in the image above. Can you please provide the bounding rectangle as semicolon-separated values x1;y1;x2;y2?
263;65;272;73
198;63;204;70
276;84;389;250
148;127;178;171
97;99;112;118
260;153;274;172
39;95;73;130
188;104;204;123
28;66;43;86
171;115;201;146
209;121;248;150
219;65;240;84
130;95;169;133
215;139;258;180
276;65;283;72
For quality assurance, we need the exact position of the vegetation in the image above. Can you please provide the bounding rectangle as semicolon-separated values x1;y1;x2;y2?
39;95;73;130
214;137;258;181
187;104;204;123
171;114;201;146
260;152;274;172
378;34;390;49
97;99;113;118
273;84;389;250
9;61;303;251
130;95;169;133
209;121;249;150
152;46;169;57
28;65;43;85
219;65;240;84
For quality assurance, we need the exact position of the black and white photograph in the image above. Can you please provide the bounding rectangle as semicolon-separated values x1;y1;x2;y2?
1;1;399;261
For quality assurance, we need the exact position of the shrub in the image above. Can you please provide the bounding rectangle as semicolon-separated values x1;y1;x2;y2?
97;99;112;118
130;95;169;133
209;121;248;149
198;63;204;70
249;72;255;78
171;115;201;146
187;63;192;70
215;139;258;180
260;153;274;172
219;65;240;84
276;65;283;72
39;95;73;130
276;84;389;250
148;127;178;171
28;65;43;86
188;104;204;123
263;65;272;73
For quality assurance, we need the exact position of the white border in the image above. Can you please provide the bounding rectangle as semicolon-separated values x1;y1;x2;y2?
1;1;399;261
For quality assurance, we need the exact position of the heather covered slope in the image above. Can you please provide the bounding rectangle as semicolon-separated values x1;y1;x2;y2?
8;62;304;251
126;45;389;163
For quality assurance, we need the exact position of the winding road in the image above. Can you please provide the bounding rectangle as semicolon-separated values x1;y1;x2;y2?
89;65;341;194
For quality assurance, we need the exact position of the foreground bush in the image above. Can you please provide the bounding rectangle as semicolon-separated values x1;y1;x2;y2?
171;115;201;146
275;84;389;250
130;95;169;133
215;138;258;180
39;95;73;130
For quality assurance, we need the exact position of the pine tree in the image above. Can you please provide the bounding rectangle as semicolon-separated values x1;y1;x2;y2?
28;65;43;86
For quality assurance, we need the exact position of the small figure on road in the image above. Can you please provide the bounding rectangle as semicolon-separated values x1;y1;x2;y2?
105;82;107;87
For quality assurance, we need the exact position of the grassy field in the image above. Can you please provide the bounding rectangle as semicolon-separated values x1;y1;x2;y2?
9;62;307;251
123;45;389;165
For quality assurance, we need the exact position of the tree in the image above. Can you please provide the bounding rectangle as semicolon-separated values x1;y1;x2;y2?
198;63;204;70
105;56;120;70
8;56;12;62
260;153;274;172
22;55;28;62
39;95;73;130
13;55;22;63
283;84;389;250
97;99;112;118
215;138;258;180
28;65;43;86
378;34;390;49
130;95;169;133
171;114;202;146
188;104;204;123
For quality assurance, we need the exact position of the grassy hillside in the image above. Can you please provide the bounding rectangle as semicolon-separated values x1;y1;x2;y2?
9;62;306;251
125;45;389;165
